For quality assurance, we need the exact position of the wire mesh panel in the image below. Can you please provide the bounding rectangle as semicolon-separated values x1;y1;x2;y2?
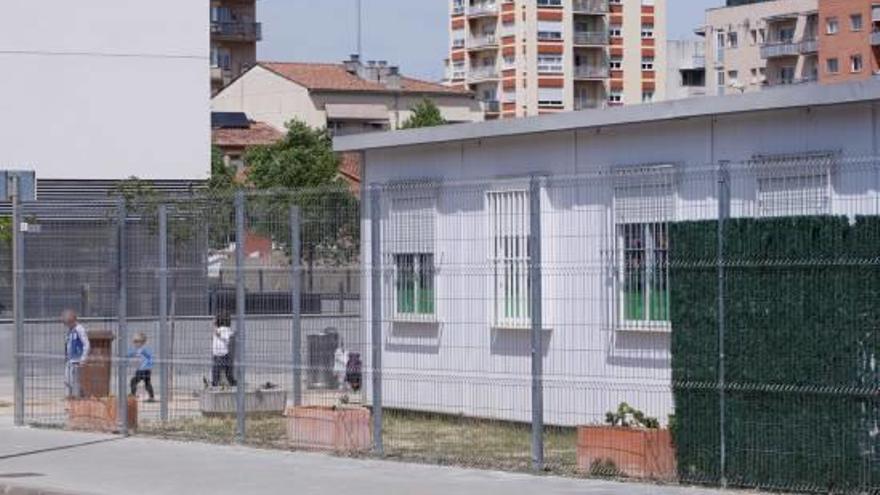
9;155;880;493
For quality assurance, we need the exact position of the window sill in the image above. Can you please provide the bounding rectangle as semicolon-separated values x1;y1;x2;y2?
491;325;552;332
617;323;671;334
392;316;439;325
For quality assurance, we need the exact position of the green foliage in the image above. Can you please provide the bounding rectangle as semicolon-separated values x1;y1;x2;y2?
208;146;237;194
245;120;339;190
0;217;11;245
401;99;448;129
670;216;880;491
604;402;660;429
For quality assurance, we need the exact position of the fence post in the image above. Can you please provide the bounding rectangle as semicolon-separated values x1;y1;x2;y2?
716;161;730;488
289;205;302;407
369;185;383;455
116;197;129;436
529;176;545;471
11;175;25;427
158;204;169;422
234;191;247;442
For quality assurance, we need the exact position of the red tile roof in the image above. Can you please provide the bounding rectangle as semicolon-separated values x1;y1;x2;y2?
212;121;284;149
258;62;471;96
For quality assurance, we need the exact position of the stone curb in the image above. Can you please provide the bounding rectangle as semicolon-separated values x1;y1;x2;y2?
0;483;90;495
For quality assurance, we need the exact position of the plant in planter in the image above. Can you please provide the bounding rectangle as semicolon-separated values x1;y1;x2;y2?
577;402;676;480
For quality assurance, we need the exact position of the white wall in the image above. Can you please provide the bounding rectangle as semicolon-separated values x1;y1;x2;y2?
360;101;880;426
0;0;210;180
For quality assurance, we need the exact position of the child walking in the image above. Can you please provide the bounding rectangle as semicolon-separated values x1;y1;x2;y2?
211;312;237;387
128;332;155;402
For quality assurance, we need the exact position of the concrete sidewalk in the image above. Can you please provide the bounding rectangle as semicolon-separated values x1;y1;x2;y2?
0;418;765;495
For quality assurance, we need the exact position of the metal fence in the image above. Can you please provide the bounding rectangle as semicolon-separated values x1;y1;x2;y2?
9;155;880;493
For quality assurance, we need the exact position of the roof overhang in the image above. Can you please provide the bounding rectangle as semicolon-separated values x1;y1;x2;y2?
334;80;880;153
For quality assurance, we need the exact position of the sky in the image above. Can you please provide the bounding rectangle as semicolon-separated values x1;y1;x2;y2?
258;0;723;82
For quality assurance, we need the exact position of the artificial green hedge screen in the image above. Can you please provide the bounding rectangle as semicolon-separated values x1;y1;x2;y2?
670;216;880;493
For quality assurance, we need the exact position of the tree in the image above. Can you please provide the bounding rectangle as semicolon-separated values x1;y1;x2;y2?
245;120;339;190
208;146;237;194
401;99;447;129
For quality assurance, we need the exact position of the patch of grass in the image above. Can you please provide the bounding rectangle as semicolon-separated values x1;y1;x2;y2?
137;409;579;474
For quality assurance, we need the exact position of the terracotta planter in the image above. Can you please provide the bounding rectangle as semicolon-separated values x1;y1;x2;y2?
576;426;676;480
285;406;371;453
68;396;138;433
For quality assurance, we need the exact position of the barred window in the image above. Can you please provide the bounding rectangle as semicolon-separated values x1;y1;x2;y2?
389;194;436;320
752;153;834;217
488;189;530;328
613;165;675;331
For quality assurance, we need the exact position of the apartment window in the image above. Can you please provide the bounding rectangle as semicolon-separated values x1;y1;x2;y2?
537;55;564;73
452;28;466;49
716;70;725;95
609;91;623;104
826;17;839;35
538;87;564;106
852;54;864;72
641;57;655;71
750;29;758;45
537;20;563;40
827;57;839;73
753;154;834;217
851;14;863;31
503;89;517;103
614;165;675;329
642;0;655;5
609;25;623;37
641;91;654;103
641;24;654;39
609;57;623;70
390;194;437;320
488;189;531;328
211;46;231;69
758;28;766;43
503;55;516;69
728;69;739;84
727;31;738;49
537;0;563;6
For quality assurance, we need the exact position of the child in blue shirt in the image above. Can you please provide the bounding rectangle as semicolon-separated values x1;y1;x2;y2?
128;332;155;402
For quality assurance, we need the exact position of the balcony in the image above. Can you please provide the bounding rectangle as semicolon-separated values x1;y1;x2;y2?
873;31;880;46
573;65;609;79
760;39;800;59
800;38;818;54
572;0;608;15
211;66;233;86
468;35;499;51
482;100;501;114
453;4;465;15
467;66;500;83
468;4;499;17
574;99;604;111
573;31;609;46
211;21;262;42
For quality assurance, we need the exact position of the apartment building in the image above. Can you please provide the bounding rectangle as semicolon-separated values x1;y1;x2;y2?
665;40;707;100
818;0;880;84
699;0;819;96
446;0;667;119
211;0;261;94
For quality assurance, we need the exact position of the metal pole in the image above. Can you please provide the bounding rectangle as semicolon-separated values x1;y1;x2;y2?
158;204;169;422
289;205;302;407
116;198;129;435
234;191;247;442
11;175;25;426
369;185;383;455
717;162;729;488
356;0;363;58
529;176;545;471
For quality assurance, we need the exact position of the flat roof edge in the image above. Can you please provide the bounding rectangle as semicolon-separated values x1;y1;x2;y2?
334;80;880;152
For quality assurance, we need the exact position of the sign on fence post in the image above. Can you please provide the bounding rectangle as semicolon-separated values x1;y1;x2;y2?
369;185;384;455
529;176;545;471
289;205;302;407
158;204;169;422
116;197;129;435
11;175;25;426
234;191;247;442
716;162;730;488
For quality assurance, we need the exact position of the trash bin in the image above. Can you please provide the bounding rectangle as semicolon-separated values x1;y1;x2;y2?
80;330;114;398
306;330;339;389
